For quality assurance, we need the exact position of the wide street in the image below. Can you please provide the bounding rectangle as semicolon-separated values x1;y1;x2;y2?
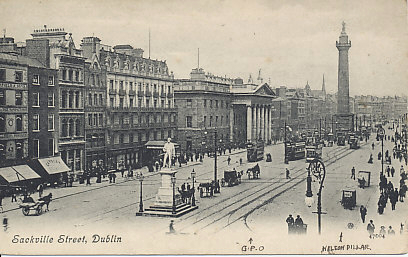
1;127;407;254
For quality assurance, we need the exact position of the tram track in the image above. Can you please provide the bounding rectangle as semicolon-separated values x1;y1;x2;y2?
176;142;368;234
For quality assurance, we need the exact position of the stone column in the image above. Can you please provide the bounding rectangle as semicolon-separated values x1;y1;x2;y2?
265;106;269;142
260;105;264;140
268;106;272;142
256;105;260;140
252;105;256;141
247;105;252;142
230;107;234;143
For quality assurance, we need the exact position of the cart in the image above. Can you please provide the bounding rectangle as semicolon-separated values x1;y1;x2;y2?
221;170;241;187
358;171;371;188
198;182;214;197
19;201;46;216
341;190;356;210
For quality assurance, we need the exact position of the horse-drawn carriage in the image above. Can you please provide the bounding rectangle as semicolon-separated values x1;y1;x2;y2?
198;182;214;197
221;170;242;187
18;193;52;216
247;164;260;179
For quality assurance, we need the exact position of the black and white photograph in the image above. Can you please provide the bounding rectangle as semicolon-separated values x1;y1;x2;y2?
0;0;407;254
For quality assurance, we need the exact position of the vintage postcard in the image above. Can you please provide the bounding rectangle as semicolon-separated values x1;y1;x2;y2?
0;0;407;254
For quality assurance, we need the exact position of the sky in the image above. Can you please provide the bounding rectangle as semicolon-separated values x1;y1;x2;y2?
0;0;407;96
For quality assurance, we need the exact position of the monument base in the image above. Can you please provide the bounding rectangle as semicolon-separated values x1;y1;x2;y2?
136;167;198;217
335;113;355;133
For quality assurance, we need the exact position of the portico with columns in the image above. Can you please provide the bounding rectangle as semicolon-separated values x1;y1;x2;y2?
230;82;276;146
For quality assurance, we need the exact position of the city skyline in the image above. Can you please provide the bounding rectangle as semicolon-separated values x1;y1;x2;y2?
1;0;407;97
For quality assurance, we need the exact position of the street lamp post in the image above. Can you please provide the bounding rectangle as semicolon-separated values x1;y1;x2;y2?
305;159;326;235
191;169;196;206
138;173;144;213
171;175;176;214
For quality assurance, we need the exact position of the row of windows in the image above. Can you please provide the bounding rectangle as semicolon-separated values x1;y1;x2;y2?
111;113;175;125
88;93;104;106
61;68;82;82
111;97;172;108
61;90;82;109
186;115;229;128
32;74;54;86
112;130;173;145
0;140;25;160
88;113;104;127
32;114;55;132
87;73;102;87
0;89;23;106
61;118;82;138
32;92;55;107
0;114;24;133
181;99;230;109
0;69;23;83
32;138;55;158
109;80;172;94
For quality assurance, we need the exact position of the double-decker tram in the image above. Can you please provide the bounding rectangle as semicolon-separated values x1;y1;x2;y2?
306;143;323;162
246;139;264;162
285;141;306;161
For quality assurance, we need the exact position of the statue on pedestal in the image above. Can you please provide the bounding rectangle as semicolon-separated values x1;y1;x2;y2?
162;138;175;168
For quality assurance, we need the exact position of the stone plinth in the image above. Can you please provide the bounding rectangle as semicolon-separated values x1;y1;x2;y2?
154;168;182;207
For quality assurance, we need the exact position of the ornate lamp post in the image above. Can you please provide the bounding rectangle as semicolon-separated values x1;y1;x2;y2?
171;175;176;214
377;127;385;174
191;169;196;206
138;173;144;213
305;158;326;235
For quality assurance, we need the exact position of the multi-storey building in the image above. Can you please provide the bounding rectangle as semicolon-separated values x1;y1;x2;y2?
0;53;29;167
82;39;177;169
81;37;107;171
174;68;232;153
26;26;86;176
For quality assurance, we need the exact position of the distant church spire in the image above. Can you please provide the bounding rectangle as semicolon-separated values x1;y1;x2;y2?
248;74;253;83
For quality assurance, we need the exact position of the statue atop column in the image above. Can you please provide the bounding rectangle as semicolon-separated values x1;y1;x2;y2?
162;137;175;168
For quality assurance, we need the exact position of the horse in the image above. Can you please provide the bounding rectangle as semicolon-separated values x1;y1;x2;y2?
247;164;260;179
38;193;52;212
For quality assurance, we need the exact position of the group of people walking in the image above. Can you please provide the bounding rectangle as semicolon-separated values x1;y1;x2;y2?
285;214;306;234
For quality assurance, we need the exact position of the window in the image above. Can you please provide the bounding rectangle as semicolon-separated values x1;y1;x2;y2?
61;90;67;108
94;93;97;106
88;114;92;126
93;114;97;126
221;116;223;126
154;99;157;108
0;114;5;132
16;115;23;132
33;74;40;85
168;100;171;108
138;98;142;107
75;71;79;81
110;97;114;107
68;91;73;108
0;89;5;105
204;116;207;127
33;92;39;107
168;85;171;94
129;133;134;143
216;116;219;125
15;91;22;105
99;94;103;106
48;114;54;131
62;69;67;80
0;69;5;81
16;140;23;159
210;100;213;108
161;99;164;107
48;92;54;107
33;114;39;131
33;139;39;158
88;93;92;106
210;116;213;127
120;81;123;90
68;70;73;81
146;99;149;107
119;134;124;144
98;114;103;126
187;99;192;107
204;99;207;107
68;119;74;136
48;76;54;86
109;80;114;89
48;138;54;155
75;119;81;136
119;98;124;108
15;71;23;82
75;91;80;108
186;116;192;128
216;100;218;108
129;82;133;91
129;98;134;107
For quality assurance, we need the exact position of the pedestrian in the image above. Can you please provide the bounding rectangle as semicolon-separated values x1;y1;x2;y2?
0;190;3;213
390;189;398;211
388;226;395;235
379;226;386;235
112;173;116;183
400;223;404;234
227;156;231;165
239;158;243;166
360;205;367;223
386;166;390;177
86;172;91;186
11;188;18;203
391;167;395;177
286;214;295;234
400;184;407;202
372;142;375;150
169;220;176;234
351;167;356;180
286;168;291;179
294;215;304;234
367;220;375;236
37;183;44;198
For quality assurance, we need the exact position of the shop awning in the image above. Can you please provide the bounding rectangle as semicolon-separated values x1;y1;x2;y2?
38;156;70;175
13;165;41;181
0;165;40;183
145;140;180;150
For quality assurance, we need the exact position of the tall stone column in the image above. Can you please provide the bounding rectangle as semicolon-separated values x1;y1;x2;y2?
247;105;252;142
230;108;234;143
252;105;256;141
256;105;260;140
260;105;264;140
266;106;269;142
268;106;272;142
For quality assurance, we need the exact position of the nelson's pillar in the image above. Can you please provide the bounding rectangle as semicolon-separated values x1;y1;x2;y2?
335;21;354;132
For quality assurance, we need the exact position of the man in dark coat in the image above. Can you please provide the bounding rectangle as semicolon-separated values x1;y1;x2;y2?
295;215;304;234
360;205;367;223
286;214;295;234
390;189;398;210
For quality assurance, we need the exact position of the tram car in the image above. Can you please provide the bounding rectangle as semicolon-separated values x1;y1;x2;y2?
285;141;306;161
349;135;360;149
337;132;346;146
246;140;264;162
327;133;334;147
306;144;323;162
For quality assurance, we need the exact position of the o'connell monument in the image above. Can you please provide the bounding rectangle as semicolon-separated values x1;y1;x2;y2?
137;138;198;217
335;21;354;133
